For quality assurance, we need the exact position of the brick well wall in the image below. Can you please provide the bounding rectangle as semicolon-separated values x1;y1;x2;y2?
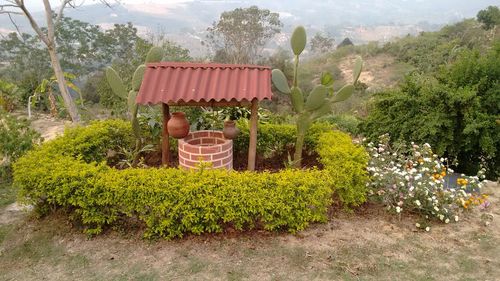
178;130;233;170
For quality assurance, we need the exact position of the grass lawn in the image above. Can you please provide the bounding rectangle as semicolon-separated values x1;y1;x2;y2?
0;181;498;281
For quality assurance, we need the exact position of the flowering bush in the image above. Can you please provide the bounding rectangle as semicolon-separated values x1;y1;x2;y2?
366;134;487;229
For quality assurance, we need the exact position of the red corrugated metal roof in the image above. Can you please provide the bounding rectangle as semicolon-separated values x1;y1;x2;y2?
136;62;273;105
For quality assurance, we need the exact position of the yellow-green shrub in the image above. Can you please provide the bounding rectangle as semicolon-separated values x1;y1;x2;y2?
317;131;369;207
13;120;367;238
234;121;331;157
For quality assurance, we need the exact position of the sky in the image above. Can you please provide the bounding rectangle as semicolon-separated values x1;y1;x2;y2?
17;0;194;11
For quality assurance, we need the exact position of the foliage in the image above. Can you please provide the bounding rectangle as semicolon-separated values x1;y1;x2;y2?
35;119;134;164
0;110;41;181
317;131;369;207
337;38;354;48
189;106;270;131
311;33;334;53
272;25;363;167
366;135;487;228
477;6;500;30
12;119;368;238
0;80;22;112
206;6;282;64
234;121;331;158
30;72;83;118
319;114;361;135
105;46;164;148
381;19;494;73
360;45;500;179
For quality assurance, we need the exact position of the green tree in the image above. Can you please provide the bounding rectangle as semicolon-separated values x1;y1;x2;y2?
360;43;500;178
311;33;334;53
337;37;354;48
206;6;282;64
477;6;500;30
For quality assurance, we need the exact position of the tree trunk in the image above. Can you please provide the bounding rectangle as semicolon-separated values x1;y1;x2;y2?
47;47;80;122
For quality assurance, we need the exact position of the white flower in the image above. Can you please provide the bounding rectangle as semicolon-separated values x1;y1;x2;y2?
425;226;430;231
434;206;439;212
396;206;402;213
416;223;420;228
445;218;450;224
454;216;459;222
415;200;421;206
439;214;444;221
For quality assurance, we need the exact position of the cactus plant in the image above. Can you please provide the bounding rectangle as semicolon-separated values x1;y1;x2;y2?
272;26;363;168
106;46;164;150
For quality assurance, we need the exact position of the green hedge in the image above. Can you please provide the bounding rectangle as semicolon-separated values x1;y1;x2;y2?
13;120;368;238
234;121;331;157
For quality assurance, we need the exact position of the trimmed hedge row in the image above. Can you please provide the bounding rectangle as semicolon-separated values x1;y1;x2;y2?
13;120;368;238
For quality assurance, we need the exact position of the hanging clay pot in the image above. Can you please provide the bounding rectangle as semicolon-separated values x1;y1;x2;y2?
223;120;240;139
167;112;190;139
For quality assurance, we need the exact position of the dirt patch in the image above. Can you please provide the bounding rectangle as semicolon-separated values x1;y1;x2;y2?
29;113;71;141
338;54;414;92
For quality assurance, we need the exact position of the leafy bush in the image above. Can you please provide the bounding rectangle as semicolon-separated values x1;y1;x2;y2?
366;135;486;229
13;119;367;238
319;114;361;135
234;121;331;157
39;119;134;163
317;131;369;207
361;44;500;178
0;110;41;180
0;80;23;112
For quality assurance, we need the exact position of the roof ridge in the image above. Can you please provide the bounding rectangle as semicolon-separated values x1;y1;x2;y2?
146;62;271;70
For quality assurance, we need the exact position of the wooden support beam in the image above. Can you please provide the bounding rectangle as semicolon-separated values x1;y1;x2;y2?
162;103;170;167
247;99;259;171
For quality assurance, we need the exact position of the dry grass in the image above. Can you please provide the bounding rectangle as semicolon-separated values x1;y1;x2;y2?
0;182;498;281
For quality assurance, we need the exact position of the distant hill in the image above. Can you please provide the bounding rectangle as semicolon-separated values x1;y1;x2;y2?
1;1;498;56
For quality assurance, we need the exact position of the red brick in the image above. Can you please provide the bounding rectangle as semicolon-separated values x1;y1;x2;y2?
183;145;200;154
193;131;209;138
184;159;200;167
191;154;211;161
201;138;216;145
201;146;221;154
179;150;190;159
222;155;232;165
221;142;232;151
209;131;223;138
211;160;222;167
212;150;229;160
188;138;201;145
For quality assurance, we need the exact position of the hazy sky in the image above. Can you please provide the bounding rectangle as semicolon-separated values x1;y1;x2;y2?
19;0;193;11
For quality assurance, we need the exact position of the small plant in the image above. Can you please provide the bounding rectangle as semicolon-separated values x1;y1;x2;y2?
0;110;41;180
105;46;164;150
272;26;363;167
116;144;156;169
28;72;83;119
366;134;487;226
0;80;22;112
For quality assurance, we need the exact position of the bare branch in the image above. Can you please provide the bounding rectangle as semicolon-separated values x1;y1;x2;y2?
13;0;50;45
42;0;55;47
0;3;22;15
7;12;24;41
55;0;71;25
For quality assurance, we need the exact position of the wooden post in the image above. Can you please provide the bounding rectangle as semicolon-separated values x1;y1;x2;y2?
247;99;259;171
162;103;170;167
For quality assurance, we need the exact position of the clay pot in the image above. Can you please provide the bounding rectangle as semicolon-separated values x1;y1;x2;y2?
223;120;240;139
167;112;190;139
